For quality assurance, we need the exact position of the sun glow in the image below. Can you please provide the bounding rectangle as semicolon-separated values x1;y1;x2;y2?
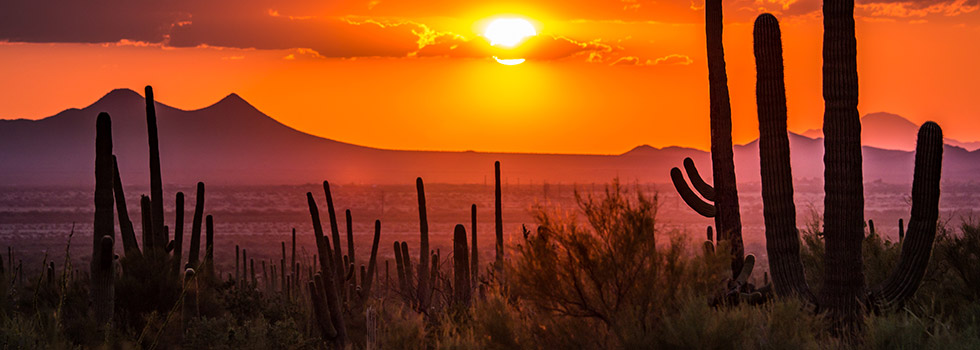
483;18;536;65
483;18;537;47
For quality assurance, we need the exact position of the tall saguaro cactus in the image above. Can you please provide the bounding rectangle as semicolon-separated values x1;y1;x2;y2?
753;13;813;301
92;112;116;326
753;13;944;324
820;0;866;322
494;161;504;275
188;182;205;268
670;0;744;277
145;86;166;252
471;204;479;291
416;178;432;310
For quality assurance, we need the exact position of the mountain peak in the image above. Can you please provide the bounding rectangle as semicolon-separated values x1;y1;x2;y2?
207;92;257;112
91;88;144;108
862;112;918;128
623;144;657;155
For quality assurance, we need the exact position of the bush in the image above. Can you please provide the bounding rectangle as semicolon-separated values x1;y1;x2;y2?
507;180;728;346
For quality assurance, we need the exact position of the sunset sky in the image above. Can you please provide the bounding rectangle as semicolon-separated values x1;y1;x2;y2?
1;0;978;154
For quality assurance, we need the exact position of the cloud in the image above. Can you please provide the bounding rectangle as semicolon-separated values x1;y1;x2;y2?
653;54;693;65
0;1;616;61
749;0;979;17
856;0;979;17
610;56;647;65
608;54;693;66
415;34;612;61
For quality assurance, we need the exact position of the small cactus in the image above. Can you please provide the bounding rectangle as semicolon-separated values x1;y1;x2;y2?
453;224;471;307
416;177;432;311
188;182;205;269
495;161;504;275
173;192;184;277
306;192;348;346
471;204;479;292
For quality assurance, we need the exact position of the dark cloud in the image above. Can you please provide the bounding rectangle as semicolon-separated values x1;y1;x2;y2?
0;0;615;60
169;16;427;57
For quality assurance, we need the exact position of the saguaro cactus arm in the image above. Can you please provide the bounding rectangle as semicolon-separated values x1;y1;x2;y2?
322;181;345;300
683;157;715;201
870;122;943;310
670;167;717;218
112;156;140;257
362;220;381;299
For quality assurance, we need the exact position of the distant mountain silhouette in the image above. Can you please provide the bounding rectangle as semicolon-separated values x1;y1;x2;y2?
801;112;980;151
1;89;979;186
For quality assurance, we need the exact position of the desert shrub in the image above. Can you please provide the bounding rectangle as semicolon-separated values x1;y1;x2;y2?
507;180;728;346
376;300;427;350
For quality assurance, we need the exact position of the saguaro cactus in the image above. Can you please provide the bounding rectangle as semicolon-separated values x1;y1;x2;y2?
416;178;432;310
753;13;813;301
471;204;479;291
453;224;471;307
140;195;153;251
92;112;115;327
145;86;166;252
669;0;744;277
307;192;348;346
754;13;944;324
322;181;346;300
362;220;381;301
112;156;140;257
495;161;504;275
188;182;205;268
173;192;184;276
819;0;866;322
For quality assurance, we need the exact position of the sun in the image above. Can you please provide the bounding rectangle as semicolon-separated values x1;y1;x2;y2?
484;18;537;47
483;18;536;65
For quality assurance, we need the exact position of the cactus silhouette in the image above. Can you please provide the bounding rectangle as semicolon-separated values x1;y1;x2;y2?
145;86;166;253
416;177;432;311
112;156;140;257
188;182;205;269
322;181;346;300
471;204;479;291
453;224;471;307
753;13;814;301
753;13;944;324
670;0;744;277
362;220;381;302
92;112;115;328
306;191;348;346
495;161;504;275
173;192;184;278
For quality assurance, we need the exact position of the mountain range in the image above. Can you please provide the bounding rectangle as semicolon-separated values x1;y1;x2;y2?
1;89;978;186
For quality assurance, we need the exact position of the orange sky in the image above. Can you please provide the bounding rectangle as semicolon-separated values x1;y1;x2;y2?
1;0;978;154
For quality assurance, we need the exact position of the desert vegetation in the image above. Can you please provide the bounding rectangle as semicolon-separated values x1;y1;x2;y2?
0;0;975;347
